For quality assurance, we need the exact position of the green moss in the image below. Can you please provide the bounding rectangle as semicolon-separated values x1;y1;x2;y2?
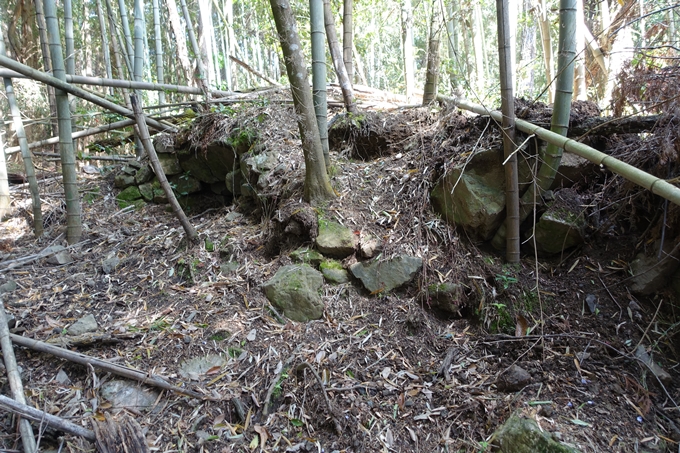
320;259;344;271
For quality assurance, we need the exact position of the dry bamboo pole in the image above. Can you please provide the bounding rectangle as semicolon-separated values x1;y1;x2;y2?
438;94;680;207
0;69;233;97
0;395;96;442
0;299;37;453
5;119;135;154
130;94;198;241
0;55;173;133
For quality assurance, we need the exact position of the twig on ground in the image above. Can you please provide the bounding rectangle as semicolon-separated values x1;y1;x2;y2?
0;240;90;271
295;362;343;435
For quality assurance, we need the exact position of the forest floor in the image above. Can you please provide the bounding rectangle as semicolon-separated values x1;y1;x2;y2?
0;92;679;453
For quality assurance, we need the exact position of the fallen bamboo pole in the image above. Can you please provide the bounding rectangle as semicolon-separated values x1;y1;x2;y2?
438;94;680;207
9;333;212;400
0;395;96;442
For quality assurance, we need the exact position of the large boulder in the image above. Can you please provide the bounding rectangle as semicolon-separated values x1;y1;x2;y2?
629;243;680;295
431;148;531;241
350;255;422;293
490;413;580;453
316;220;355;258
263;265;325;322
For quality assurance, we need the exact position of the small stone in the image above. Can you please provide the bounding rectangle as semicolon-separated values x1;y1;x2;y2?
225;211;243;222
45;246;73;265
0;279;17;294
55;369;71;385
101;380;159;410
102;256;120;275
585;294;597;313
496;364;532;392
68;314;98;335
82;165;100;174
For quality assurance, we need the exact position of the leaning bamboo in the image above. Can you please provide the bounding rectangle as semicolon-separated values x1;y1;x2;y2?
130;94;198;241
0;56;174;133
0;69;233;97
438;94;680;207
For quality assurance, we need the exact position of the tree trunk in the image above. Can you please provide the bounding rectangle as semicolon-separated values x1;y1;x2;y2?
198;0;217;87
0;29;44;235
180;0;210;94
573;0;587;100
64;0;75;75
401;0;415;103
118;0;135;73
0;132;9;220
152;0;165;104
166;0;194;86
269;0;335;203
310;0;330;168
343;0;353;82
496;0;520;262
323;0;357;113
133;0;145;84
422;0;441;105
44;0;82;244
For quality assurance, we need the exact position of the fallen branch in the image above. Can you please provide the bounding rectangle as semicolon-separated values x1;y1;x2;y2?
9;333;213;401
0;240;90;271
0;395;96;442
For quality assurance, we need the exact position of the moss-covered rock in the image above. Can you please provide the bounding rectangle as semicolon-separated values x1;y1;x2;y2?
316;219;355;258
290;247;324;265
320;260;349;284
117;186;142;202
262;264;325;322
134;164;154;184
138;183;154;201
490;413;580;453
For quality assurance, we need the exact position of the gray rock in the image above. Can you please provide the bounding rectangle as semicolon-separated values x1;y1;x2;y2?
240;150;278;186
629;249;680;295
55;369;71;385
134;164;154;184
157;153;182;175
263;264;325;322
169;174;202;195
178;144;239;184
179;354;227;380
551;152;596;189
496;364;532;392
68;314;98;335
491;413;581;453
320;260;349;284
101;380;159;411
0;279;17;294
225;211;243;222
114;173;135;189
423;282;464;315
82;165;100;174
121;165;138;176
635;345;672;387
210;181;227;195
138;182;154;201
350;255;422;293
45;246;73;265
220;261;239;274
359;234;383;258
532;189;586;255
127;160;143;169
225;170;244;195
102;256;120;275
316;220;355;258
290;247;324;265
152;187;168;204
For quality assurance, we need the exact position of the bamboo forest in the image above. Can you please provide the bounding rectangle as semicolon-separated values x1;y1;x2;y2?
0;0;679;451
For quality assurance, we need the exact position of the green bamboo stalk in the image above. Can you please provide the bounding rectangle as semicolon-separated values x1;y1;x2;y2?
310;0;329;168
44;0;82;244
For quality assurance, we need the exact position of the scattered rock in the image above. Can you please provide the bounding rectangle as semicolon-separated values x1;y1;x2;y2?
100;380;159;411
67;314;98;335
225;211;243;222
585;294;597;313
423;282;464;315
0;279;17;294
551;152;596;189
45;246;73;265
316;219;355;258
634;344;672;387
220;261;239;274
359;233;383;258
179;354;228;380
350;255;422;293
55;369;71;385
320;260;350;284
496;364;532;392
491;413;580;453
102;256;120;275
263;264;325;322
629;246;680;295
290;247;324;266
82;164;100;174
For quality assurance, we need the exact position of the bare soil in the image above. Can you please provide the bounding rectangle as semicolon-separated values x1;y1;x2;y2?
0;95;679;453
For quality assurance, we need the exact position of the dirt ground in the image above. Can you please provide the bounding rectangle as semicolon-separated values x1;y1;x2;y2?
0;94;679;453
